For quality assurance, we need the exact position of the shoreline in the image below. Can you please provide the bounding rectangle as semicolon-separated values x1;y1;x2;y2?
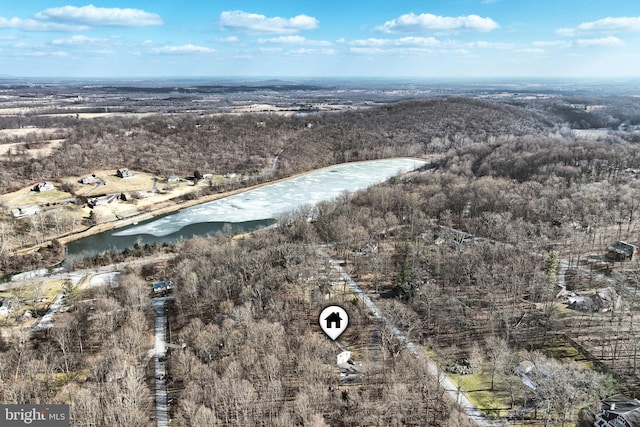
12;157;429;257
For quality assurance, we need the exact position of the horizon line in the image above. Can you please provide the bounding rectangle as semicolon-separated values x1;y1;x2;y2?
1;75;639;83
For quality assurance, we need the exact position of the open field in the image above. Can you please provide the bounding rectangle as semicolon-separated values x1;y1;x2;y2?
0;126;68;159
41;112;159;119
0;127;65;139
0;184;73;208
230;102;359;115
0;278;65;328
62;169;158;195
0;139;65;160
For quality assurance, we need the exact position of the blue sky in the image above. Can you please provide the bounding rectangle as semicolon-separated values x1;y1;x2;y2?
0;1;639;78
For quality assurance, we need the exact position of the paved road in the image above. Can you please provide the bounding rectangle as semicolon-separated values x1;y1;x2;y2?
317;247;504;427
153;296;173;427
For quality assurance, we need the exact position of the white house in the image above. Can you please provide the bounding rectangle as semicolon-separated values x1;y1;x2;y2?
12;205;40;218
32;182;55;192
116;168;132;178
595;395;640;427
79;175;101;185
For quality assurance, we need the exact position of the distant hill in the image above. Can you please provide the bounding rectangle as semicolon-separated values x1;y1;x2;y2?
282;97;558;170
0;96;558;192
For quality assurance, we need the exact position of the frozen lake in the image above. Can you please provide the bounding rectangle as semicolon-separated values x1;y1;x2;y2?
66;158;426;259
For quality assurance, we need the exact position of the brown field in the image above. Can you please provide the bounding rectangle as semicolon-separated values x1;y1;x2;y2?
0;127;64;139
63;169;159;195
0;184;73;208
0;139;65;160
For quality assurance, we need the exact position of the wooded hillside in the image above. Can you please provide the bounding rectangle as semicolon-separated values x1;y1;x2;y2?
0;98;557;192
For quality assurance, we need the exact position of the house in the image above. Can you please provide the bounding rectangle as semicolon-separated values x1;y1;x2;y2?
152;280;173;295
353;243;378;255
512;360;535;376
337;351;352;365
116;168;132;178
32;182;55;192
79;175;100;185
0;298;12;316
337;351;359;377
595;394;640;427
607;241;638;261
567;287;622;313
325;311;342;329
88;193;120;208
12;205;40;218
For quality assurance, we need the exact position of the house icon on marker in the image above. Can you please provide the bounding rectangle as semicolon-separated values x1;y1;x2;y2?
319;305;348;340
325;312;342;329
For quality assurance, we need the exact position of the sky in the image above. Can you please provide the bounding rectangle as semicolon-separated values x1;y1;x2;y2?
0;1;639;79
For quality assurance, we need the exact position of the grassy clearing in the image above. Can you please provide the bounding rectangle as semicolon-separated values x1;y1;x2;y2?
0;279;64;325
43;369;91;399
447;370;514;418
0;139;64;160
62;169;158;195
537;337;595;369
0;185;73;208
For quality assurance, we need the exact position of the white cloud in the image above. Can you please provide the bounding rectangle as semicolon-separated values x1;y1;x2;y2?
377;13;499;33
51;35;112;45
397;36;442;46
0;17;85;32
467;41;514;49
348;47;385;54
350;37;441;47
0;5;162;32
152;44;215;54
576;36;624;47
556;28;577;37
347;45;439;55
257;35;331;46
348;36;518;55
218;36;239;43
558;16;640;36
34;5;163;27
220;10;318;34
22;49;69;57
285;48;336;56
350;38;389;47
533;40;572;48
259;47;283;53
576;16;640;32
516;48;545;54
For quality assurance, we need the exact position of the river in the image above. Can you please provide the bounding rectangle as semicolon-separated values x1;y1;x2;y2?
66;158;427;260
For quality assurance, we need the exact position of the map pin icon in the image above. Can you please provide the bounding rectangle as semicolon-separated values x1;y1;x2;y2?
319;305;349;340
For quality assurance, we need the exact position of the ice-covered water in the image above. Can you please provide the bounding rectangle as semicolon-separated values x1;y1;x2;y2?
64;158;426;259
113;158;426;238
